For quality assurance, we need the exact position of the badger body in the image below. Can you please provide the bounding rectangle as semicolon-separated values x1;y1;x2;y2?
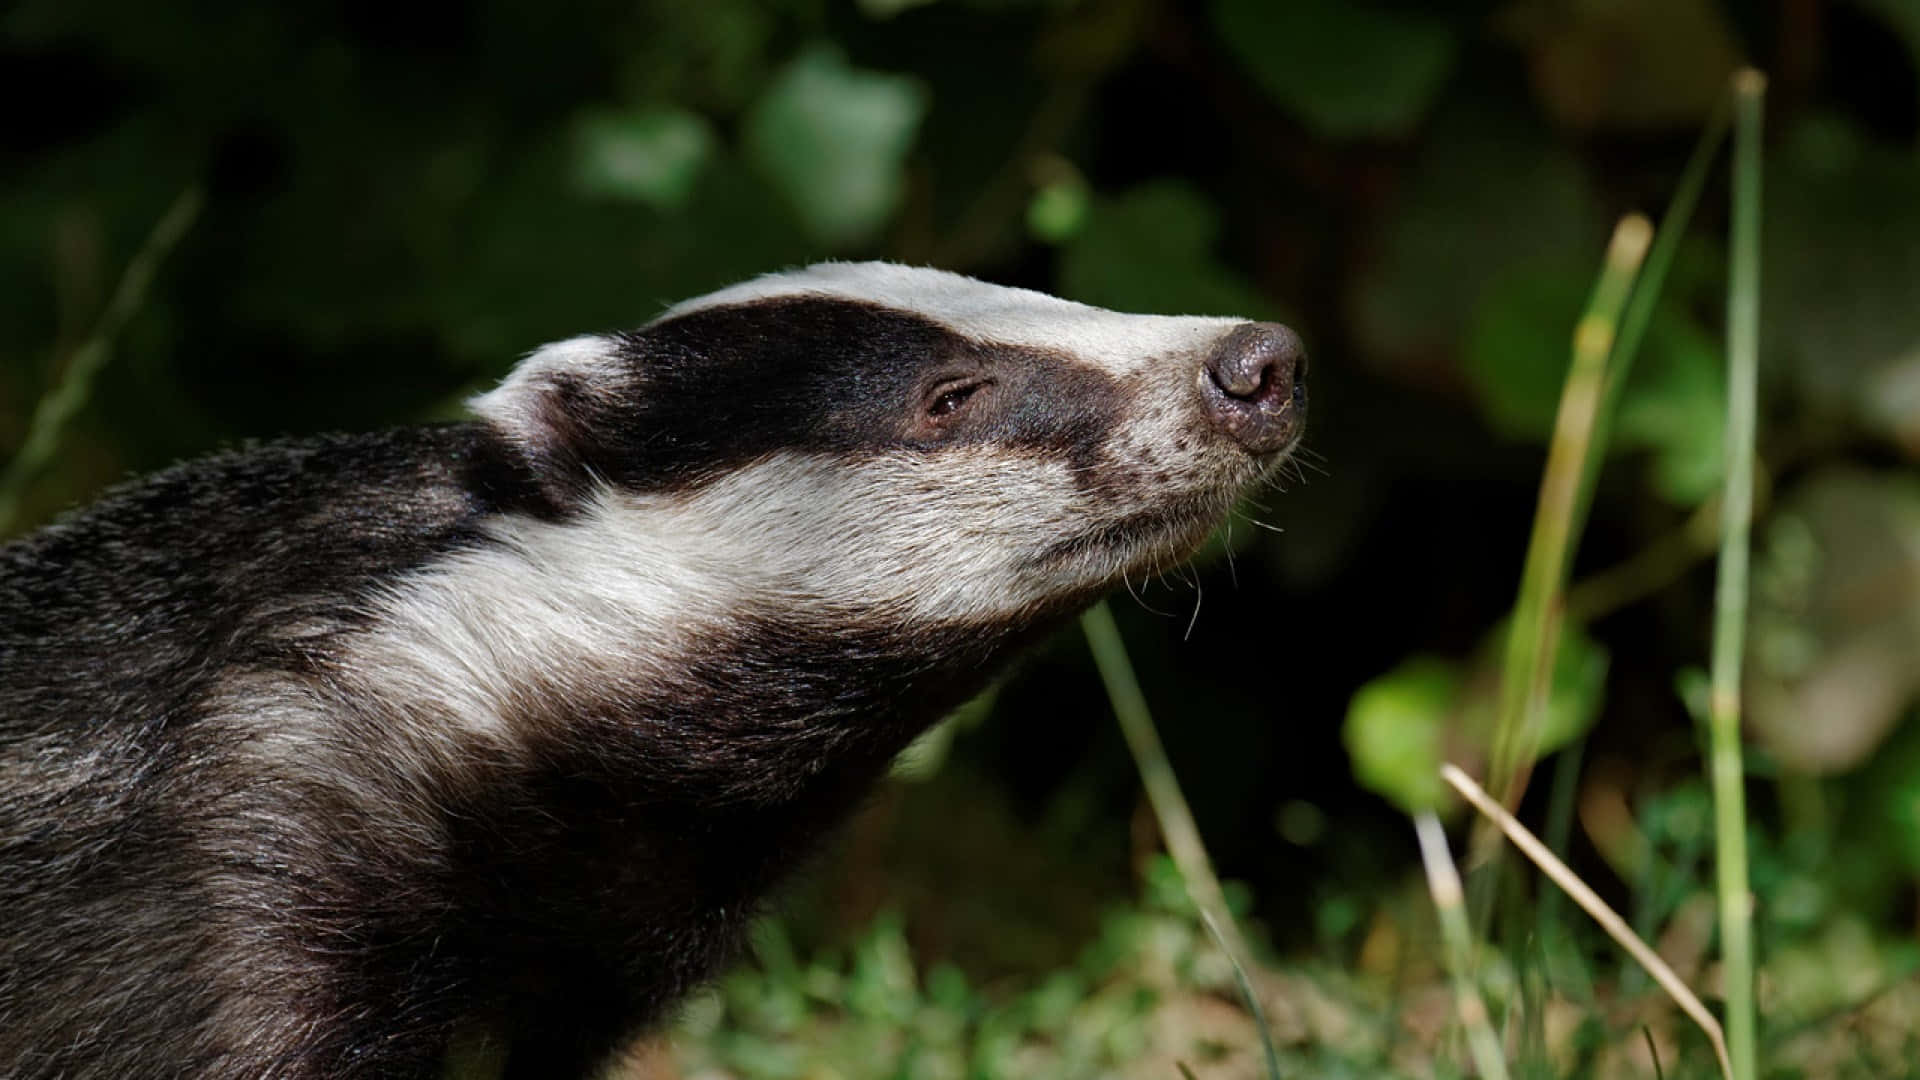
0;263;1306;1078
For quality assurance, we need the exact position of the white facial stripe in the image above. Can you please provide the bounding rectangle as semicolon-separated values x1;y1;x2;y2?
658;261;1243;378
289;444;1182;750
358;263;1282;751
336;498;728;742
654;449;1083;622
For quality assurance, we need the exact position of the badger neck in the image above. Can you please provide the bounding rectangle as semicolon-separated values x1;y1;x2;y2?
536;604;1062;815
425;605;1065;1048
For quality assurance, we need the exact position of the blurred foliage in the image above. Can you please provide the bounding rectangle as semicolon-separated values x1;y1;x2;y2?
1346;624;1607;814
1059;181;1288;322
1464;269;1726;504
1210;0;1458;139
676;864;1218;1080
1749;468;1920;773
8;0;1920;1075
571;105;718;211
1499;0;1744;130
743;44;928;246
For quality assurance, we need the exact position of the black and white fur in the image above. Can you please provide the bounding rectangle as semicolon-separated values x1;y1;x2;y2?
0;262;1306;1078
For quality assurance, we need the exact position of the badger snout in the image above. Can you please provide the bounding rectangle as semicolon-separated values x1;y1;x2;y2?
1199;322;1307;454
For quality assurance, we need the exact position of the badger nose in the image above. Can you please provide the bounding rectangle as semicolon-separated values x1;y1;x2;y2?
1199;322;1307;453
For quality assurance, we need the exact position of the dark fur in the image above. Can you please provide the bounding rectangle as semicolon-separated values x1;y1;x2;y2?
509;298;1126;495
0;291;1287;1078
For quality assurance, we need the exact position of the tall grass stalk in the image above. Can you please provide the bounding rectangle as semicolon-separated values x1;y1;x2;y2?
1413;812;1512;1080
1443;764;1734;1080
1196;908;1284;1080
1710;68;1767;1080
1572;101;1732;545
1534;734;1593;994
1488;93;1733;816
1487;214;1652;814
1080;600;1274;1076
0;187;204;534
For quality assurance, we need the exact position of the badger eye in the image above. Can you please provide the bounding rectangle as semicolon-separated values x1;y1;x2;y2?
927;380;986;419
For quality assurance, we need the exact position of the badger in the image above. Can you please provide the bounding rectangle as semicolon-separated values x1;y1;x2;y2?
0;262;1306;1079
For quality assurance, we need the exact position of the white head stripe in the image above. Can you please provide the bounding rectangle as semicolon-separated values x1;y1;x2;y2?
657;261;1242;377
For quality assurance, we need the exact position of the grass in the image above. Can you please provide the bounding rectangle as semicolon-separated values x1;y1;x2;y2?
1070;66;1773;1080
1485;211;1651;827
1434;68;1769;1080
1078;600;1279;1078
1442;765;1733;1079
1413;810;1512;1080
646;53;1919;1075
0;186;202;535
1709;69;1767;1080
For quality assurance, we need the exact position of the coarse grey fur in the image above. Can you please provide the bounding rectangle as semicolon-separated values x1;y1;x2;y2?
0;262;1306;1078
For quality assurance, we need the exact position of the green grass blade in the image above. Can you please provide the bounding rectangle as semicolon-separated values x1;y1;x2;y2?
0;187;204;535
1572;99;1733;545
1488;93;1735;820
1711;68;1767;1080
1080;601;1268;1069
1488;214;1652;809
1444;765;1733;1079
1197;907;1284;1080
1414;812;1512;1080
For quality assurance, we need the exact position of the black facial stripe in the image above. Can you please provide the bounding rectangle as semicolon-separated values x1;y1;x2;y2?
540;296;1134;493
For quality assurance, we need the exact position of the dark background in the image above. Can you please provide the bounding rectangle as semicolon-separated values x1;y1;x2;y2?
7;0;1920;1028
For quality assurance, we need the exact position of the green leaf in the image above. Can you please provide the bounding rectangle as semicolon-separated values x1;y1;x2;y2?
1468;616;1607;770
1461;271;1589;439
570;105;715;210
1026;176;1091;244
1344;656;1459;813
1209;0;1456;139
1350;103;1603;359
846;912;919;1023
1346;628;1606;814
1528;621;1610;757
743;44;928;248
1058;181;1283;320
893;683;998;780
1868;721;1920;875
1612;309;1725;503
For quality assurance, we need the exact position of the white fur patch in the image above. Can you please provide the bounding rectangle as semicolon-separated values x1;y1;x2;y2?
279;441;1209;753
658;261;1242;379
345;448;1094;715
467;334;620;440
320;263;1280;753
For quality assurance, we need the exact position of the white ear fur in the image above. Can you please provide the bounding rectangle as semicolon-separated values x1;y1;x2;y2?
467;335;624;446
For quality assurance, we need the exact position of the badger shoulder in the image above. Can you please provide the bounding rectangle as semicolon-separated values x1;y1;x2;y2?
0;424;551;733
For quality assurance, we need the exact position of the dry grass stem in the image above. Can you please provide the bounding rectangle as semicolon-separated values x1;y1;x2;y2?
1414;812;1513;1080
1442;763;1734;1080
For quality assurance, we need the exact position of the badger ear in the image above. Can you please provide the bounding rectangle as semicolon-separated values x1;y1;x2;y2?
469;334;633;495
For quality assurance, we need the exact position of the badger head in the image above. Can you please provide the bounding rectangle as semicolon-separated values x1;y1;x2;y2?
469;262;1305;634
